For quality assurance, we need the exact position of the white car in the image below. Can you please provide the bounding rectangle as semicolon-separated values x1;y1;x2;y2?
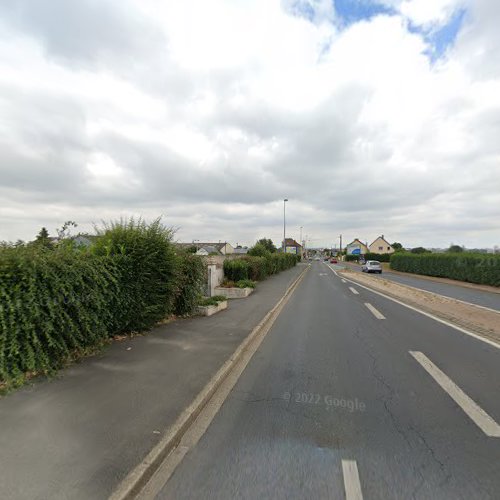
361;260;382;273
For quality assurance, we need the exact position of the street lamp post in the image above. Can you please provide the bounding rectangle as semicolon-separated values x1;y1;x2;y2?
283;199;288;253
300;226;303;258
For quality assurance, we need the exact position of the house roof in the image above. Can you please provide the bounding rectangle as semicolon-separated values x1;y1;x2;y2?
369;235;392;247
284;238;302;248
346;239;367;247
197;245;221;254
175;242;232;250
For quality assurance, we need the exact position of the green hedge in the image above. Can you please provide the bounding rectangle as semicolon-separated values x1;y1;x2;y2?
346;253;391;262
390;252;500;287
224;253;299;282
0;218;207;386
0;246;121;383
92;218;179;332
364;253;391;262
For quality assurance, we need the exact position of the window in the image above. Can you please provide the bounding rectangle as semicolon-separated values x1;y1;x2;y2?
388;246;391;250
378;246;383;251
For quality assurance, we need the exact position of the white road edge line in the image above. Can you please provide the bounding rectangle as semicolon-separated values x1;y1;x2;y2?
349;287;359;295
382;279;500;315
410;351;500;437
342;459;363;500
341;279;347;283
364;303;386;319
326;265;500;351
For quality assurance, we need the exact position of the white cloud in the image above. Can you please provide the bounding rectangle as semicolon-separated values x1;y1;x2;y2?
0;0;499;249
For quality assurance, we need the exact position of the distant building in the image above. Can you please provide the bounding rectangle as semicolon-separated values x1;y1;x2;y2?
176;242;235;255
346;239;368;255
368;235;394;255
233;246;249;255
283;238;302;255
196;245;221;256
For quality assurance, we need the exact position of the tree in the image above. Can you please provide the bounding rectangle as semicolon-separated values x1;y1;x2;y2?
248;243;270;257
391;242;403;250
448;244;464;253
256;238;277;253
410;246;429;254
57;221;78;240
34;227;51;248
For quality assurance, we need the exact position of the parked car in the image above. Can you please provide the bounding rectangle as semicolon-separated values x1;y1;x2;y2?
361;260;382;273
330;258;337;264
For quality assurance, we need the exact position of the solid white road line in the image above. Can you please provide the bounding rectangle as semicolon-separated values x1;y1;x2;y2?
325;265;500;351
342;459;363;500
349;287;359;295
341;279;347;283
410;351;500;437
364;303;386;319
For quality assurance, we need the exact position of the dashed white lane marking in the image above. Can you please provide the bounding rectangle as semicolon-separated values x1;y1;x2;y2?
410;351;500;437
325;265;500;351
349;287;359;295
342;459;363;500
364;303;386;319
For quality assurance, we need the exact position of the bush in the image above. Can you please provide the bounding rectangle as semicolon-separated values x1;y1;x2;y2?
345;255;360;262
199;295;226;307
173;253;206;316
390;252;500;287
0;245;121;383
243;256;268;281
0;217;213;386
224;252;298;283
92;218;178;332
364;253;391;262
223;258;250;282
236;279;257;288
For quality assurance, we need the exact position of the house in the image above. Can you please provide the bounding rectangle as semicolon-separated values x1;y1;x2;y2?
283;238;302;255
346;239;368;255
196;242;234;255
175;242;235;255
196;245;221;256
233;245;249;255
368;235;394;255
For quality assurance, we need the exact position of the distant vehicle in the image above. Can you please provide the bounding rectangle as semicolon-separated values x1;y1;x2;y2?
330;258;337;264
361;260;382;273
314;256;321;261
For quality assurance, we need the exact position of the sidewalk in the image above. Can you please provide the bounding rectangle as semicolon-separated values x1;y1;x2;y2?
0;264;306;500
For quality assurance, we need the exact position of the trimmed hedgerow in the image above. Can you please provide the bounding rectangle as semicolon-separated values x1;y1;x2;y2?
0;217;208;387
92;218;178;332
173;252;207;316
390;252;500;287
0;245;121;383
224;252;299;283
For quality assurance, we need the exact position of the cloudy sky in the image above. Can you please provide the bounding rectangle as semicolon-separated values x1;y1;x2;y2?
1;0;499;249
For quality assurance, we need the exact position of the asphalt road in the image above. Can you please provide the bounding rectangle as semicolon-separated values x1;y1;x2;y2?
344;263;500;311
156;261;500;499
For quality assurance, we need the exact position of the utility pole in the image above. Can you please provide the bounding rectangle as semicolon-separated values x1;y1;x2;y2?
339;234;342;254
283;198;288;253
300;226;303;258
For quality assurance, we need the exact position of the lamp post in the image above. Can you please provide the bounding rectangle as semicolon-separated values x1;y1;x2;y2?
283;198;288;253
300;226;303;258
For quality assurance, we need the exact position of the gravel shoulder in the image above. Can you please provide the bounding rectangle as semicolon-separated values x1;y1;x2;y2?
339;269;500;345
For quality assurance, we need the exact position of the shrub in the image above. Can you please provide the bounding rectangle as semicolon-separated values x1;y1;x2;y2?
92;218;178;332
173;253;206;316
243;256;268;281
364;253;391;262
236;279;257;288
223;259;250;282
247;243;271;258
199;295;226;307
390;252;500;287
0;245;121;383
345;255;359;262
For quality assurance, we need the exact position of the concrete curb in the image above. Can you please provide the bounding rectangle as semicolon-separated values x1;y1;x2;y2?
109;264;309;500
